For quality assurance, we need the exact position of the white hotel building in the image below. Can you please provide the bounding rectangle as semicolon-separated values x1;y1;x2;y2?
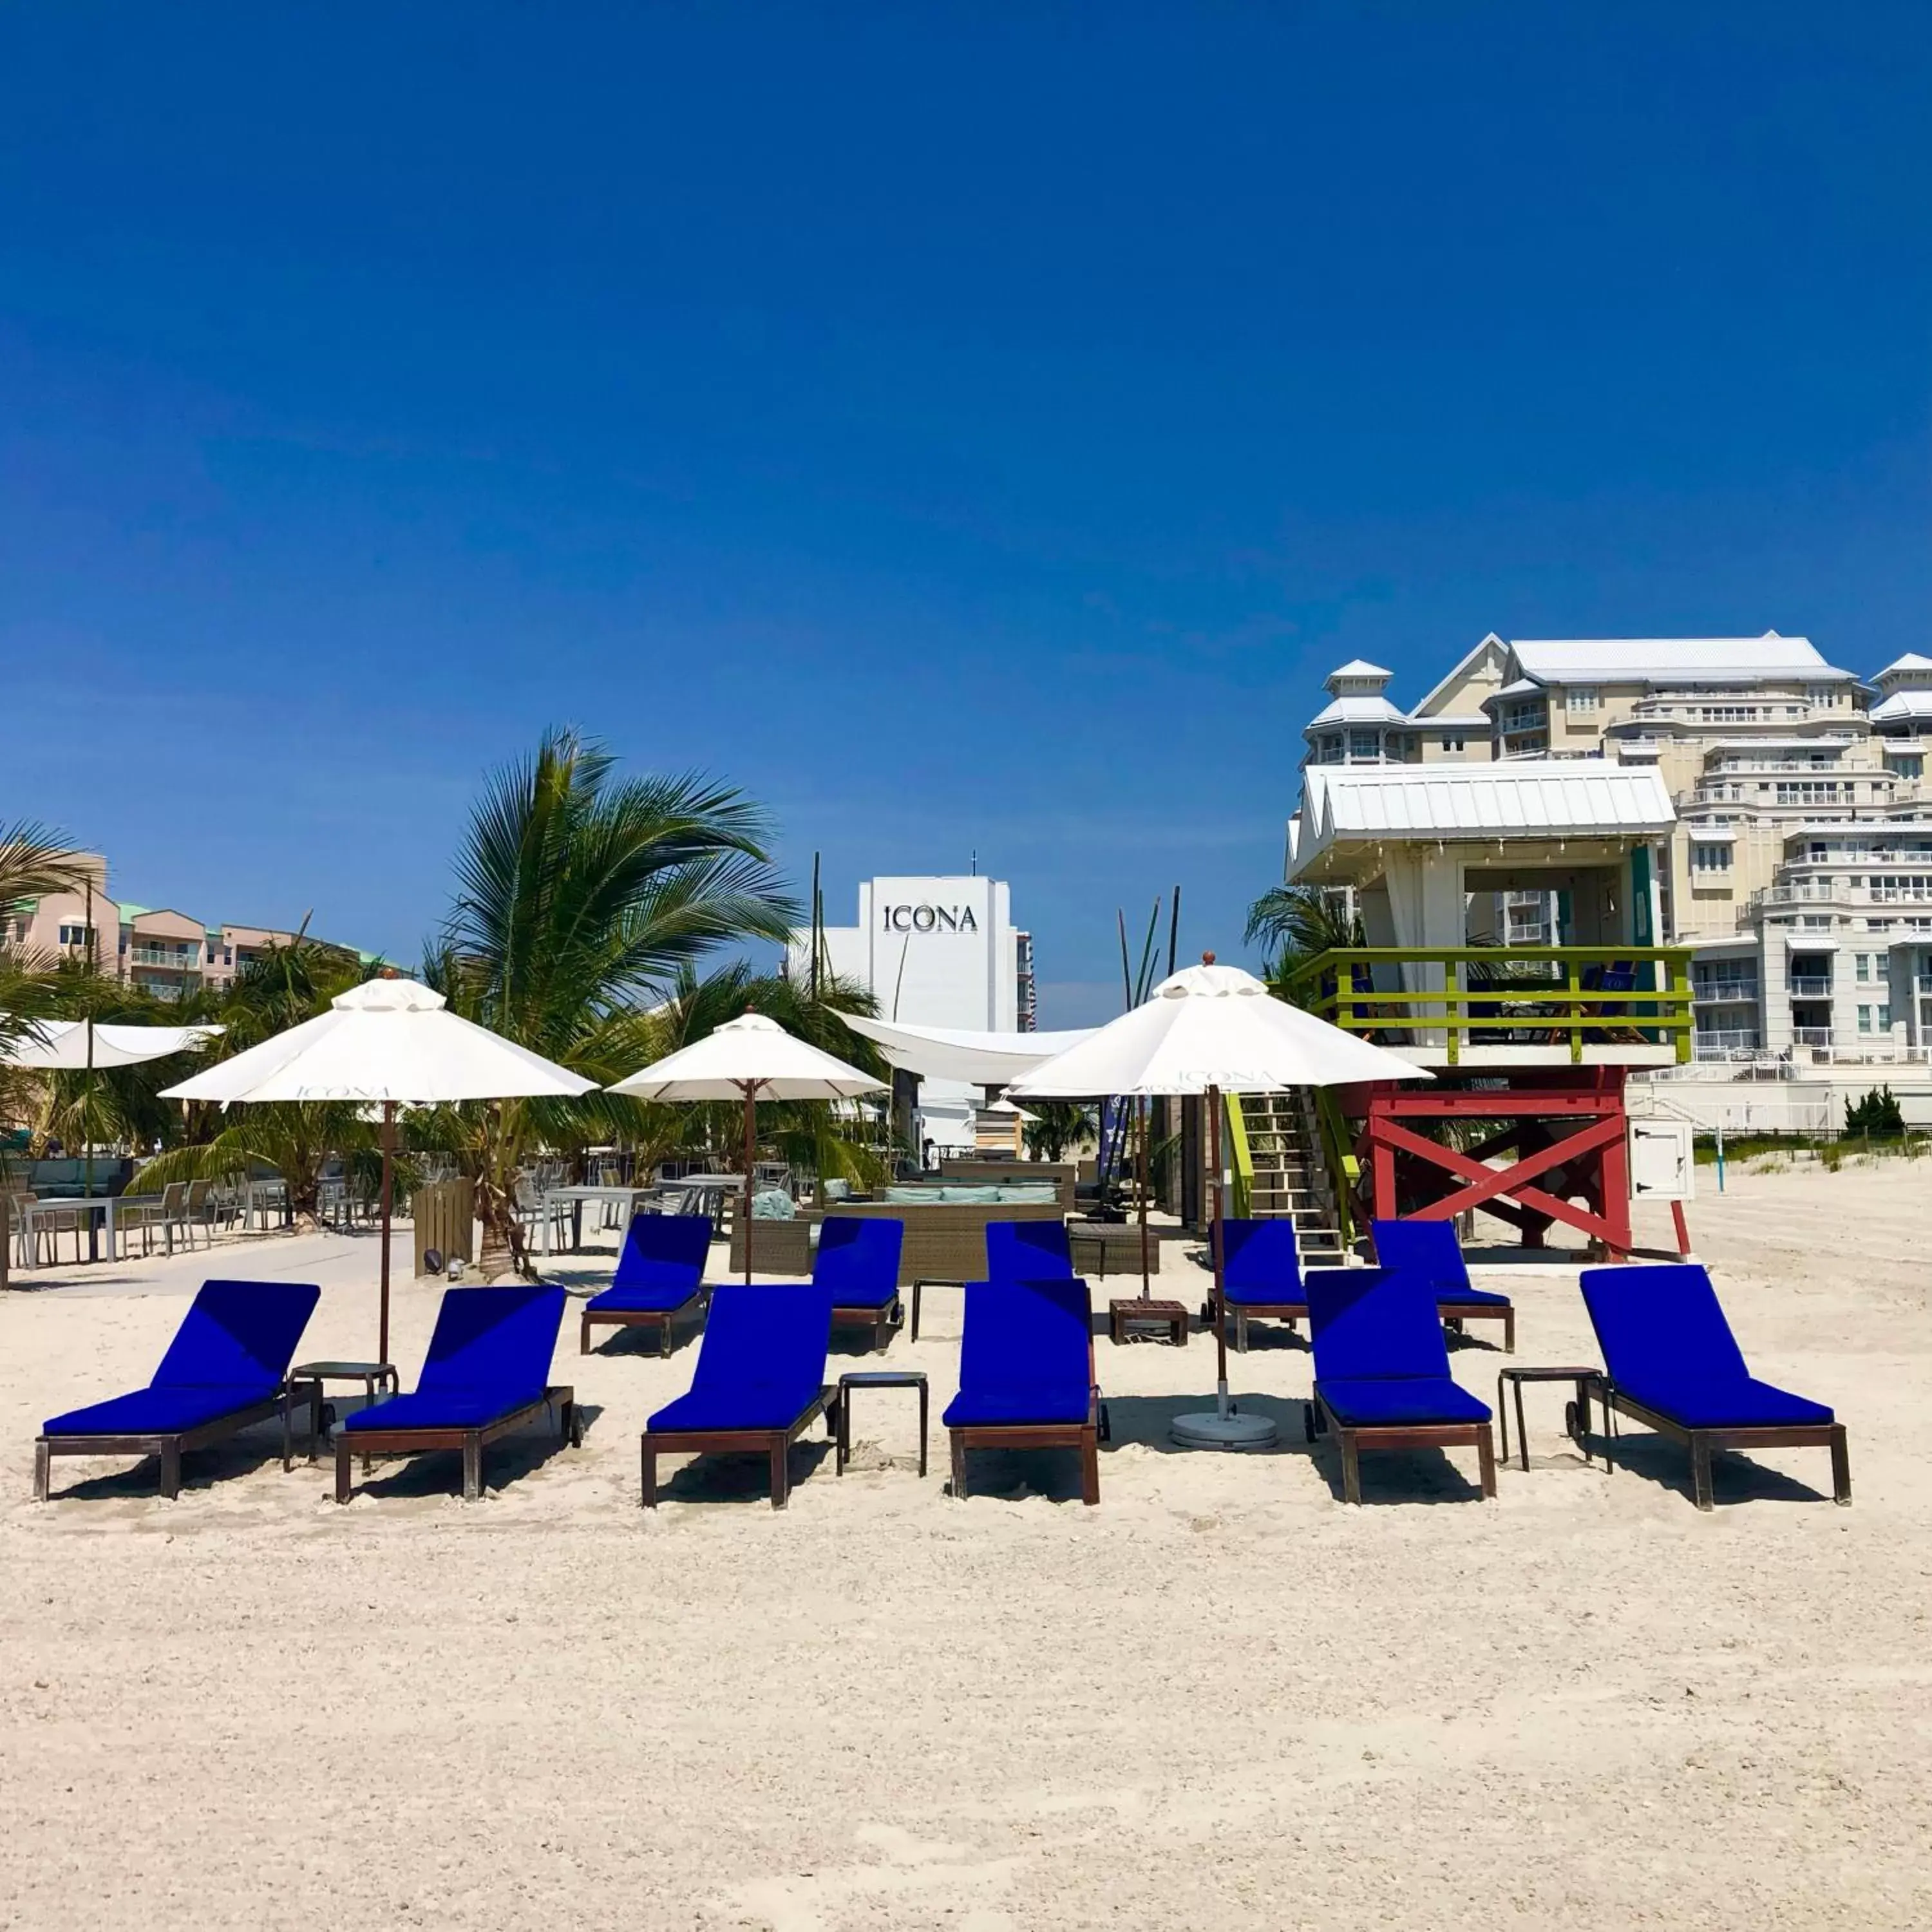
785;875;1036;1149
1297;636;1932;1067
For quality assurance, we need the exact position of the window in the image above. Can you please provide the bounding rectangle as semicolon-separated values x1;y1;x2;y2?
1566;686;1600;715
1499;700;1546;732
1878;1003;1893;1030
1440;735;1464;753
57;923;93;947
1348;729;1381;761
1856;954;1871;981
1800;914;1833;929
1885;753;1924;779
1859;1005;1872;1034
1776;781;1842;806
1690;843;1732;873
1807;685;1838;709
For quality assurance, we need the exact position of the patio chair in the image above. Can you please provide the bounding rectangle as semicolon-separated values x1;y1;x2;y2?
35;1279;321;1500
944;1276;1103;1505
1579;1263;1849;1510
580;1213;714;1355
811;1217;906;1352
1369;1218;1515;1352
640;1283;837;1509
911;1217;1073;1341
1213;1217;1309;1352
1303;1267;1496;1504
336;1285;579;1502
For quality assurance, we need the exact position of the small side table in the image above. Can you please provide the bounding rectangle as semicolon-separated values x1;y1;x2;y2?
1496;1365;1600;1472
291;1360;400;1463
836;1370;928;1477
1109;1297;1189;1346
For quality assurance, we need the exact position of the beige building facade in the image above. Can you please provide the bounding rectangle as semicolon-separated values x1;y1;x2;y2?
1300;635;1932;1063
5;853;371;1000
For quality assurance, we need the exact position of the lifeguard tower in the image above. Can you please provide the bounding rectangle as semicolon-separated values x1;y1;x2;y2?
1285;762;1692;1256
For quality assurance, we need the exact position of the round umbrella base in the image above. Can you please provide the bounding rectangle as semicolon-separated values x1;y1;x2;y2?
1170;1407;1278;1451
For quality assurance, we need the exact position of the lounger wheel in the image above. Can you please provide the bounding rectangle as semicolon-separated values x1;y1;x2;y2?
1198;1301;1212;1326
1097;1403;1112;1445
1564;1399;1582;1446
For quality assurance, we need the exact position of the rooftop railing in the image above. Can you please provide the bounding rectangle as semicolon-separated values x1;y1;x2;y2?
1283;946;1695;1068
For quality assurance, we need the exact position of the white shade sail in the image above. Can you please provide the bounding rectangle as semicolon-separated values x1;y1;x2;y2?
1;1019;224;1070
1006;959;1433;1098
158;977;595;1104
608;1012;885;1102
839;1013;1094;1086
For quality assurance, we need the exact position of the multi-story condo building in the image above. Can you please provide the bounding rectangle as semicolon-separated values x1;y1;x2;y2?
1300;636;1932;1063
5;853;372;999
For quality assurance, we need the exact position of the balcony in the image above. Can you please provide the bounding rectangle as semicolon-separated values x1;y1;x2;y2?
1692;981;1760;1004
1793;1027;1833;1048
1283;947;1695;1070
127;947;200;970
1788;976;1833;998
1752;883;1932;911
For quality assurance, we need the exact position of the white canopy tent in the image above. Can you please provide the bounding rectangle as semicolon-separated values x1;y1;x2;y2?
0;1019;224;1070
1010;956;1431;1450
609;1012;886;1283
162;977;595;1359
838;1014;1093;1086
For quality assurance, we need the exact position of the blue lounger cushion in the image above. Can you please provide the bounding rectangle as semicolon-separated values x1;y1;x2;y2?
1370;1218;1511;1308
343;1285;565;1434
813;1217;904;1309
1316;1377;1493;1427
1220;1218;1305;1306
587;1213;712;1312
1306;1267;1493;1426
985;1219;1072;1283
942;1278;1093;1428
1580;1264;1833;1428
42;1278;321;1436
43;1385;283;1438
647;1283;832;1434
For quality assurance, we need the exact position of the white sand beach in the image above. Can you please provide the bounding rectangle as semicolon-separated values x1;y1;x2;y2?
3;1163;1931;1930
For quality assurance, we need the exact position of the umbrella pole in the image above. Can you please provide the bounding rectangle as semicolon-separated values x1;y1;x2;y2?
741;1083;756;1287
378;1101;395;1365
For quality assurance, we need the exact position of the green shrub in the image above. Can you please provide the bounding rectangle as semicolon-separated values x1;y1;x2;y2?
1844;1086;1906;1139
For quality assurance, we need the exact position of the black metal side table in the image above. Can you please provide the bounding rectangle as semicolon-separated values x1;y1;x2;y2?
836;1370;929;1477
291;1360;400;1463
1496;1365;1601;1472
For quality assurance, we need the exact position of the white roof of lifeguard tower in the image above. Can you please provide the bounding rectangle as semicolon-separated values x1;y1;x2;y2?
1289;761;1674;878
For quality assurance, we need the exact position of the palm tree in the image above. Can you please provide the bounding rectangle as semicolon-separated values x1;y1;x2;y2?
1244;884;1365;1007
431;729;799;1277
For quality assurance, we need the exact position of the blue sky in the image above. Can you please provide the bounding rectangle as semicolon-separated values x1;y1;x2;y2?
4;5;1929;1023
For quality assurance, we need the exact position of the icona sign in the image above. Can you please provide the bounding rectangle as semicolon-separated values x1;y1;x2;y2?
881;904;979;933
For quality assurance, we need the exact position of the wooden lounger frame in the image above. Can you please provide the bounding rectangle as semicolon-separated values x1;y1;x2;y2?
1595;1379;1851;1511
35;1387;301;1501
640;1385;839;1510
580;1291;705;1356
1217;1292;1514;1354
334;1385;580;1503
832;1295;904;1355
1305;1392;1497;1504
948;1324;1104;1507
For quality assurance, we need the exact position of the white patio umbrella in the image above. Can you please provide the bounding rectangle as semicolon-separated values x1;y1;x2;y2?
607;1012;886;1284
160;977;595;1361
1;1018;226;1271
1009;954;1432;1449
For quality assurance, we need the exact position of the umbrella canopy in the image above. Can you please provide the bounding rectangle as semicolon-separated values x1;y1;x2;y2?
608;1012;885;1282
1005;958;1428;1099
1;1019;223;1070
159;977;593;1106
160;977;596;1361
1010;956;1430;1451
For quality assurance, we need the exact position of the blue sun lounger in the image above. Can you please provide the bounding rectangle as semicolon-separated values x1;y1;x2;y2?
336;1285;578;1502
641;1283;837;1508
813;1216;906;1352
1370;1218;1516;1352
944;1276;1103;1505
1216;1217;1309;1352
580;1213;714;1354
35;1279;322;1501
1303;1268;1495;1503
1580;1263;1850;1510
912;1217;1072;1340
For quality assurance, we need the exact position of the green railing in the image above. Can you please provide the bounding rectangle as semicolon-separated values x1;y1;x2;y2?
1311;1086;1361;1248
1224;1094;1254;1219
1284;947;1696;1066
